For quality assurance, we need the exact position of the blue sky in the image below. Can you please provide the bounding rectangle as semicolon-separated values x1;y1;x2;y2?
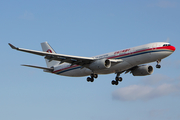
1;0;180;120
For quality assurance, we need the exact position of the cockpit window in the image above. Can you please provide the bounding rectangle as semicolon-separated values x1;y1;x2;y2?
163;44;171;46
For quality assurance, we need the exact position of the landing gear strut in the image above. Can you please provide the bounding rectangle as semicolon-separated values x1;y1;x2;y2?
156;60;161;69
111;72;123;85
87;74;98;82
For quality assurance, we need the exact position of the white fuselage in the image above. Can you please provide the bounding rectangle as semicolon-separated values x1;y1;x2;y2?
50;42;175;77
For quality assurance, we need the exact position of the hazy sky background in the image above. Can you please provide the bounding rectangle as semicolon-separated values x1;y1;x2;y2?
1;0;180;120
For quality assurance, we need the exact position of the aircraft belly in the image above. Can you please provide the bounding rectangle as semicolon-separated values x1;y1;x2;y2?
150;51;173;61
55;67;92;77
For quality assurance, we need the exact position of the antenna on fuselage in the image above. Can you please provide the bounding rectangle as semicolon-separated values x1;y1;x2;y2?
165;38;170;42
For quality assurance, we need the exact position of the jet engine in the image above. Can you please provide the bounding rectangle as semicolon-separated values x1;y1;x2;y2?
89;59;111;70
131;65;153;76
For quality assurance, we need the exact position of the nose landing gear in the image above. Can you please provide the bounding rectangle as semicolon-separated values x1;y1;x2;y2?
156;60;161;68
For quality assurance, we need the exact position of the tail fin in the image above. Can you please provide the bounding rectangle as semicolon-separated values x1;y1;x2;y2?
41;42;59;68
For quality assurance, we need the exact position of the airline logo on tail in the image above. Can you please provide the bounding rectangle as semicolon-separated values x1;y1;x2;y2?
46;49;52;53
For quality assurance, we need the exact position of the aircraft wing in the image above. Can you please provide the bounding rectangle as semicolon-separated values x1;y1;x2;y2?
9;43;95;65
9;43;123;66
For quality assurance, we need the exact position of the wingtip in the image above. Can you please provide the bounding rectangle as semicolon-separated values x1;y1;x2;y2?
21;64;26;66
8;43;18;49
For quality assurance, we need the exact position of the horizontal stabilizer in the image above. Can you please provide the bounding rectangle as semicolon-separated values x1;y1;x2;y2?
21;64;54;71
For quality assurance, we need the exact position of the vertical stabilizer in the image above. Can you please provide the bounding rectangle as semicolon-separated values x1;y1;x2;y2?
41;42;59;68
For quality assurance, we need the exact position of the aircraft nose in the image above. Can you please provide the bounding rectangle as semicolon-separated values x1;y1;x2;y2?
170;45;176;52
163;45;176;57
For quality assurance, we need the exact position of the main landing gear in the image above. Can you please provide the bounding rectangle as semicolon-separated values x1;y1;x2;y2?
111;72;123;85
87;74;98;82
156;60;161;69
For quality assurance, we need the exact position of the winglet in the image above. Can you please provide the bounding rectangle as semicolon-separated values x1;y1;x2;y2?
8;43;18;50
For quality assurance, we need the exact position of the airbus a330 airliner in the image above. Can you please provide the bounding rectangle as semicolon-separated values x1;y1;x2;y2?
9;42;175;85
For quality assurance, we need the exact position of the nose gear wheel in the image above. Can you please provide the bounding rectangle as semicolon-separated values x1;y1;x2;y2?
156;60;161;69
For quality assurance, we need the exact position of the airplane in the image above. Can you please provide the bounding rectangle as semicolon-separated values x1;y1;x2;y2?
8;42;176;85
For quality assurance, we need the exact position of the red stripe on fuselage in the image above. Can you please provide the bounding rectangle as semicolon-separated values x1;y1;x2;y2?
108;46;175;59
156;46;176;51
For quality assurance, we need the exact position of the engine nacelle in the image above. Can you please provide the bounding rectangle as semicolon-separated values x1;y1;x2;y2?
131;65;153;76
89;59;111;70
